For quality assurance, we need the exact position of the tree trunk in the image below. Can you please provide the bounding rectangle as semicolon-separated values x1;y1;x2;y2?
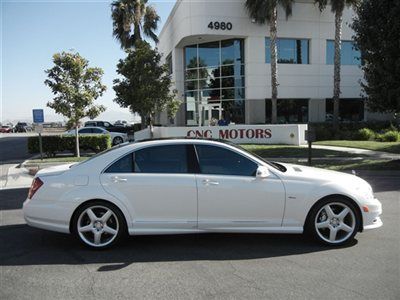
133;0;142;43
270;3;278;124
149;113;154;139
333;9;343;131
75;123;80;158
140;114;146;129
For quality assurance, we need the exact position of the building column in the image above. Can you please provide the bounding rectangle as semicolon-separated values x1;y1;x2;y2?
245;99;266;124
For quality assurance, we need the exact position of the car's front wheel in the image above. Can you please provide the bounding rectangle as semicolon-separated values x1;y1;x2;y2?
72;201;126;249
307;198;360;246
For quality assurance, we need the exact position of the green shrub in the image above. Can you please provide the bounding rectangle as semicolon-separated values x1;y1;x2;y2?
28;135;111;157
354;128;376;140
310;121;397;141
378;130;400;142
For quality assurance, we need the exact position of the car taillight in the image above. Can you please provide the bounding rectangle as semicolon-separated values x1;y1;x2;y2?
28;177;43;199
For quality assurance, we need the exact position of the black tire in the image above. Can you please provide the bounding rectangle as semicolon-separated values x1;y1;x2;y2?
71;200;127;249
113;136;123;146
305;197;360;246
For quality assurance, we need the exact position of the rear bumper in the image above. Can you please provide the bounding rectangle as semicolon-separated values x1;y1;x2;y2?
362;199;383;231
23;198;71;234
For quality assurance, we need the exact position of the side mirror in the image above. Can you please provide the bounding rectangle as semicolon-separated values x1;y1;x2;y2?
256;166;270;179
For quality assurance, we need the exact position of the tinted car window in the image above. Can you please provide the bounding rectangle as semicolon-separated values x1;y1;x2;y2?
134;145;189;174
92;128;104;134
195;145;258;176
79;128;92;134
105;153;133;173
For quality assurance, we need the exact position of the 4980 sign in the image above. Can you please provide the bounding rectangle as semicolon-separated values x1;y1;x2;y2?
208;21;233;30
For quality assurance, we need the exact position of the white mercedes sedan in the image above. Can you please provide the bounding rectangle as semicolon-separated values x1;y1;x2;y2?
23;139;382;249
64;126;128;146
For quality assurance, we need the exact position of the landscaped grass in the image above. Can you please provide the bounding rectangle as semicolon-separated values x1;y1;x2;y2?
315;140;400;154
241;144;367;158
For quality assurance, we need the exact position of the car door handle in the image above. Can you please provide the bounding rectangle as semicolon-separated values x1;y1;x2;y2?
111;176;127;183
202;179;219;186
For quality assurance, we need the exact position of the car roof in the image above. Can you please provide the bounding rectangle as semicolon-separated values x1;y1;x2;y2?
132;137;236;148
79;126;106;130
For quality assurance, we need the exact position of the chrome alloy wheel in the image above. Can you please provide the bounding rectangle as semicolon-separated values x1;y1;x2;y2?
113;137;123;145
77;205;119;248
314;202;356;244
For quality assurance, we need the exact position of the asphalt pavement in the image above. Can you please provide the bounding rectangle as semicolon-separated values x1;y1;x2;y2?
0;136;31;164
0;176;398;300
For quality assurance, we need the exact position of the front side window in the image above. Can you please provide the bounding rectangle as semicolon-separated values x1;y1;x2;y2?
326;40;361;65
195;145;258;177
134;145;190;174
265;38;309;64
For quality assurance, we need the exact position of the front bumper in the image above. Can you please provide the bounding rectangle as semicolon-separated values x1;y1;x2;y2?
362;199;383;231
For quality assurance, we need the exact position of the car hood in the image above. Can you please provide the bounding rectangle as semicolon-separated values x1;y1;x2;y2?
36;163;76;177
278;163;368;187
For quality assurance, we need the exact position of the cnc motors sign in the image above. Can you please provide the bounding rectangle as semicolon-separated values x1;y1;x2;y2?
134;125;308;145
187;128;272;140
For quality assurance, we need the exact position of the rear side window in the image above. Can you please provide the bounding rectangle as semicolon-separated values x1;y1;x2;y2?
105;153;133;173
134;145;191;174
195;145;258;177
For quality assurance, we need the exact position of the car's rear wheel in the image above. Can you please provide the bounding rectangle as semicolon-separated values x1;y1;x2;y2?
113;136;123;145
72;201;126;249
307;198;360;246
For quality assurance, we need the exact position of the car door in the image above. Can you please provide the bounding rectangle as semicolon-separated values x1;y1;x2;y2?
100;144;198;231
195;144;285;230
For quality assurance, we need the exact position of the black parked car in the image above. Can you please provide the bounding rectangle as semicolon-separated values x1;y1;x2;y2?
15;122;33;133
84;120;132;134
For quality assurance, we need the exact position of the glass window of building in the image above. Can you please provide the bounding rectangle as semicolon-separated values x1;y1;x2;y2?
265;99;309;123
326;98;364;122
326;40;361;65
265;38;309;64
166;53;173;75
184;39;245;126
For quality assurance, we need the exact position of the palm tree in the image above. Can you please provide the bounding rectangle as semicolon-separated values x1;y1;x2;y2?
245;0;294;124
315;0;360;130
111;0;160;49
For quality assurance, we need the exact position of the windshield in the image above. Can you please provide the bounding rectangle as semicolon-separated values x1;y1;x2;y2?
227;142;287;172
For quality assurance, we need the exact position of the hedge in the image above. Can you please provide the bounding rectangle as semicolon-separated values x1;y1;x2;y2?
28;135;111;157
310;121;399;141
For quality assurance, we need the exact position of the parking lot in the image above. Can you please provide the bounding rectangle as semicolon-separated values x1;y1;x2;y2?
0;176;399;300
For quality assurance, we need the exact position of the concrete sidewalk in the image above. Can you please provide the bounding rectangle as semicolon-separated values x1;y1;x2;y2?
302;144;400;160
0;164;33;189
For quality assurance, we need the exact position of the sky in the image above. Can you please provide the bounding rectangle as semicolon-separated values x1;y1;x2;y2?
1;0;176;123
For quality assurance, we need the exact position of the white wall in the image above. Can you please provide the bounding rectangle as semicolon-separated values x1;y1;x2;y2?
135;124;308;145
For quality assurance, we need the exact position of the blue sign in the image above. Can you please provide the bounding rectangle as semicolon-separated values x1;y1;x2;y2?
32;109;44;123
